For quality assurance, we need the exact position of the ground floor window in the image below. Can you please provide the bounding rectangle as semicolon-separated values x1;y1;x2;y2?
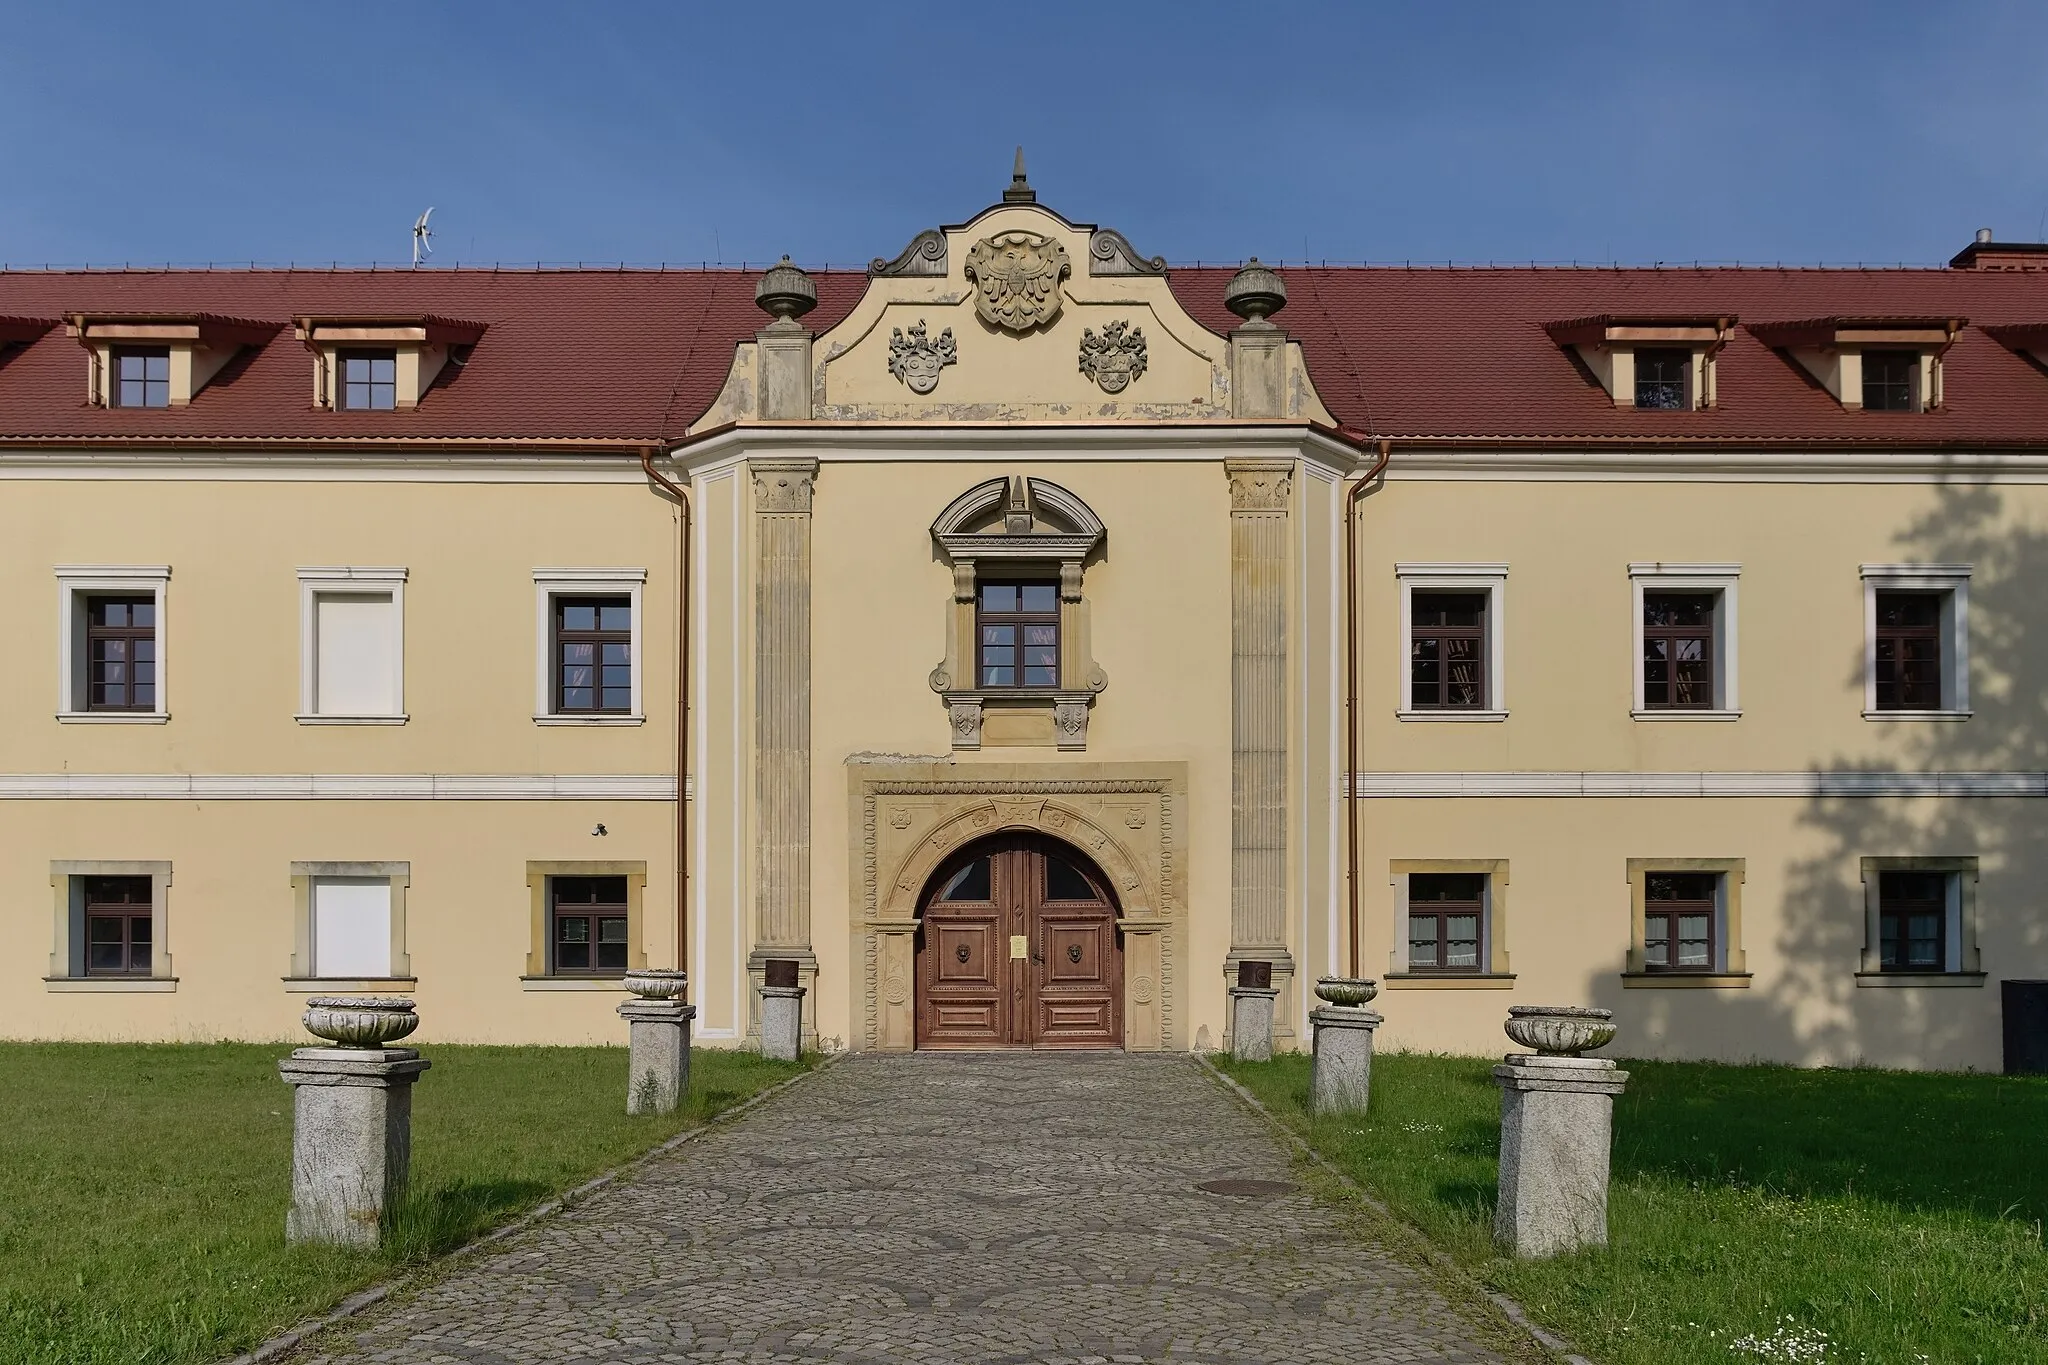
1857;857;1981;984
1406;873;1485;973
84;875;153;975
1623;858;1748;985
287;862;412;986
1642;871;1717;972
551;876;630;975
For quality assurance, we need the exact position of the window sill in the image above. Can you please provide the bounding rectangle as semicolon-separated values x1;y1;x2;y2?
1621;972;1753;988
1854;971;1988;988
1384;972;1516;989
519;976;629;991
533;715;645;727
282;977;416;993
1631;709;1742;722
295;714;409;726
1396;709;1508;723
56;712;169;724
44;976;178;993
1862;709;1973;722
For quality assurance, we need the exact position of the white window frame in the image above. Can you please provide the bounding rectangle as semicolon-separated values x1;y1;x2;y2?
297;567;408;724
286;860;414;989
1629;562;1740;720
534;568;646;725
55;565;170;723
1860;564;1971;720
1395;564;1507;721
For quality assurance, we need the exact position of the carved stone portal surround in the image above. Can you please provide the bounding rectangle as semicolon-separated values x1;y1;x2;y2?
849;760;1187;1053
928;475;1108;751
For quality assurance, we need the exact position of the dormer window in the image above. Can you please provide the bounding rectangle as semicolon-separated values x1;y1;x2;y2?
1749;317;1963;412
1544;316;1733;410
339;350;398;411
1634;348;1690;409
114;348;171;408
68;314;276;408
295;316;485;412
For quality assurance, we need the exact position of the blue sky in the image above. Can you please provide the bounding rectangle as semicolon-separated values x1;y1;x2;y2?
3;2;2045;270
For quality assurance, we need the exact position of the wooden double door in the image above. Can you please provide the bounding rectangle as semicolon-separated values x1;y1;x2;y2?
916;834;1123;1049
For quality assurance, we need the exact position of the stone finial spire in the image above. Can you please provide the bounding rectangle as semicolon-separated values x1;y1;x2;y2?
1003;146;1036;204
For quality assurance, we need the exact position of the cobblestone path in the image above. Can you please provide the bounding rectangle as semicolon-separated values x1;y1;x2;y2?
298;1052;1516;1364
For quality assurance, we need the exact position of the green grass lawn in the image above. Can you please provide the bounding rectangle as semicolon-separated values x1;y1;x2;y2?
1217;1052;2047;1365
0;1043;809;1365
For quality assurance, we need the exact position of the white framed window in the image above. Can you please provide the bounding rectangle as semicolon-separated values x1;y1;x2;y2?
55;565;170;723
1861;564;1971;719
1396;564;1507;720
1855;857;1984;987
297;567;407;724
534;568;646;725
1629;563;1739;719
287;861;413;989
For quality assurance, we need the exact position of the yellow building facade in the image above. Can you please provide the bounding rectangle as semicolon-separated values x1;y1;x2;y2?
4;175;2045;1070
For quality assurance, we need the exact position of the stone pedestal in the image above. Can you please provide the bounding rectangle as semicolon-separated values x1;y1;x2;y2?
1227;985;1279;1061
759;984;805;1062
1493;1054;1629;1258
277;1046;430;1247
1310;1006;1381;1116
618;998;696;1114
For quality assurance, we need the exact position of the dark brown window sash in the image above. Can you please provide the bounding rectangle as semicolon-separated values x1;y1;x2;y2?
553;596;632;714
1874;592;1943;710
976;580;1060;690
1878;874;1948;972
550;877;630;976
111;347;170;408
83;875;153;976
1642;898;1717;972
1409;592;1487;709
86;596;157;711
1642;592;1717;709
338;349;398;411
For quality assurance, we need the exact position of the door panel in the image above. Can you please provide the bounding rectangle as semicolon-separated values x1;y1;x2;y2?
915;835;1122;1050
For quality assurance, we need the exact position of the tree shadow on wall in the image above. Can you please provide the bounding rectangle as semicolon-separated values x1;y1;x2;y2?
1591;477;2048;1077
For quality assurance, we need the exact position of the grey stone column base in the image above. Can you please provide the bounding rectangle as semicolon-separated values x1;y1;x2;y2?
1310;1005;1382;1116
1226;985;1280;1062
759;985;805;1062
618;999;697;1114
277;1046;431;1248
1493;1055;1629;1259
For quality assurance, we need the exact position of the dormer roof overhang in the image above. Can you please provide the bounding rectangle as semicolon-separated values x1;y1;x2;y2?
293;315;487;347
1980;323;2048;353
0;315;57;346
1544;314;1735;347
1749;316;1964;349
65;312;279;349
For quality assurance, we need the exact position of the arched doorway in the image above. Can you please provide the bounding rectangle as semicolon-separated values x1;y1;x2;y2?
915;833;1124;1049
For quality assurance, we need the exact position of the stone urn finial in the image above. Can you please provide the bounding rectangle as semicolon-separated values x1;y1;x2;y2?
302;997;419;1049
755;256;817;323
1224;258;1288;324
1313;975;1380;1008
622;969;689;1001
1503;1005;1616;1058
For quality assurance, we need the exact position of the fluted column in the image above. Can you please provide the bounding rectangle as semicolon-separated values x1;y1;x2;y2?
751;458;818;1041
1225;459;1295;1006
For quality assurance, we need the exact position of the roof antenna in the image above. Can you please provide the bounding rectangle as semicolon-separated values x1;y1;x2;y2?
411;208;435;268
1004;146;1035;204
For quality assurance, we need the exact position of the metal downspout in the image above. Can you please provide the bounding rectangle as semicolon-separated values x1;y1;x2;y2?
639;446;692;974
1343;439;1392;978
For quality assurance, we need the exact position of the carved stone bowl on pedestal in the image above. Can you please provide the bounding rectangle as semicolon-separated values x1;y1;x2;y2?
1313;975;1380;1008
1503;1005;1617;1057
622;969;689;1001
301;997;420;1049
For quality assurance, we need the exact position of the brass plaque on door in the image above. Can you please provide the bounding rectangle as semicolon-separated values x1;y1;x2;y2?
1009;935;1028;959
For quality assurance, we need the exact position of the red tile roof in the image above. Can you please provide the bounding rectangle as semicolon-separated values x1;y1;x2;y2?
5;263;2048;447
0;269;863;444
1172;265;2048;445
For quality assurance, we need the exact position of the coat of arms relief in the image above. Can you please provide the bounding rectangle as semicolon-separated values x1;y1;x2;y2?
887;319;957;394
964;231;1071;332
1078;319;1148;394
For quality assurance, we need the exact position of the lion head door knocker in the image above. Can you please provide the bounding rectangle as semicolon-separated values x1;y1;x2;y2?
955;943;971;964
888;319;957;395
1078;319;1148;394
1066;943;1083;964
965;231;1071;333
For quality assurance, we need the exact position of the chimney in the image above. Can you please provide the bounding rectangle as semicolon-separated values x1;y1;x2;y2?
1950;229;2048;270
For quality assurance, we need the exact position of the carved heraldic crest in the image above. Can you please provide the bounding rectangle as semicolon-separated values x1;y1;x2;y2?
1078;319;1148;394
965;231;1071;332
888;319;957;395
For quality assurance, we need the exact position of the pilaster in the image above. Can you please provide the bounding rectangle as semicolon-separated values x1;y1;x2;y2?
1226;459;1296;998
752;459;818;979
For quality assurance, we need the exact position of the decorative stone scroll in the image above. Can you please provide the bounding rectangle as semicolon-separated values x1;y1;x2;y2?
965;231;1071;332
869;228;947;277
1088;228;1167;276
1078;320;1148;394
